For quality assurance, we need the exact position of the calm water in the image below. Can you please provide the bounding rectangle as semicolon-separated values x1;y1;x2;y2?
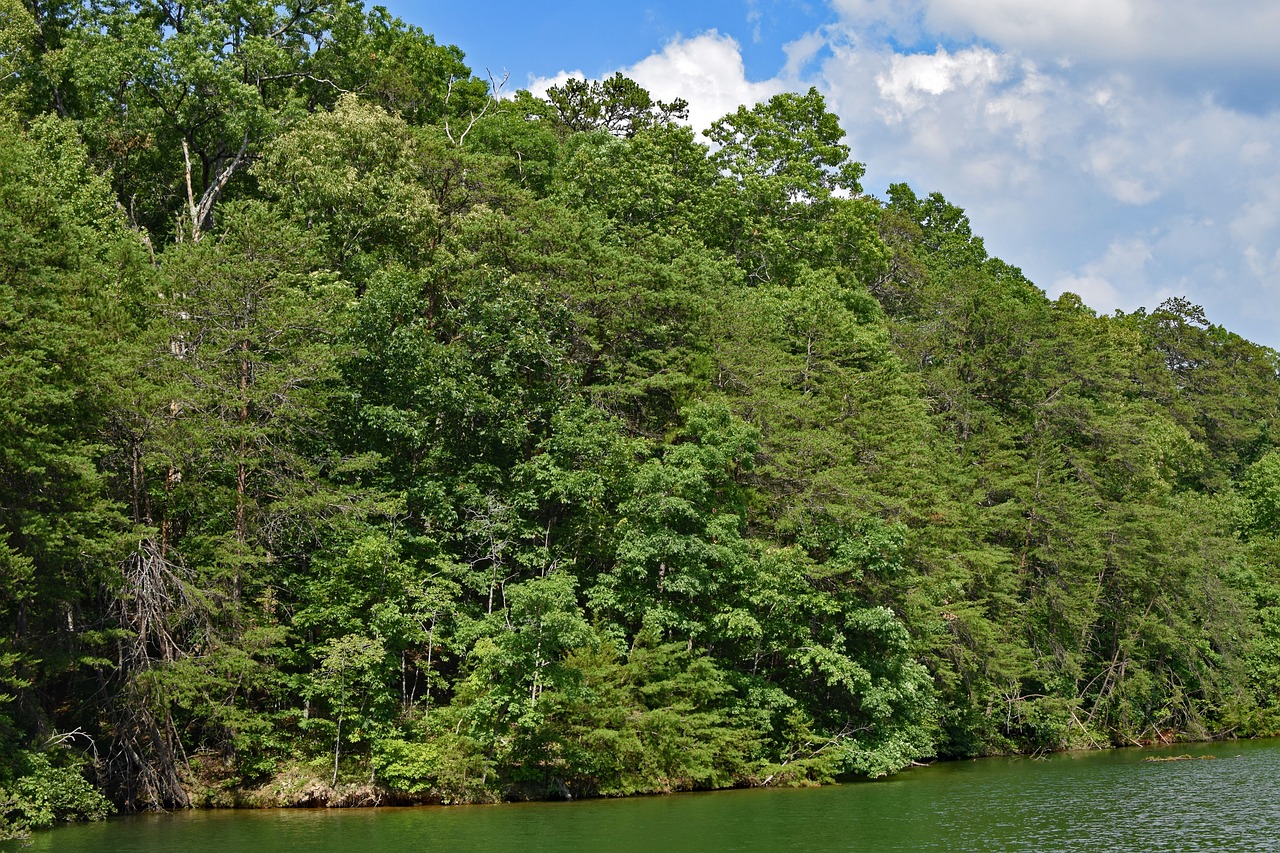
26;740;1280;852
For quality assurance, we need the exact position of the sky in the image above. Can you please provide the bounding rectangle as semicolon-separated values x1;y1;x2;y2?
384;1;1280;350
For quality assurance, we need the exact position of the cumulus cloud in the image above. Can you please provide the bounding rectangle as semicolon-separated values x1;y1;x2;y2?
527;32;786;136
874;47;1008;119
622;32;787;133
524;68;586;98
835;0;1280;70
1052;237;1155;314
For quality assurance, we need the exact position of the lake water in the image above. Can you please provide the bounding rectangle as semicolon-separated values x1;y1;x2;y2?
26;739;1280;852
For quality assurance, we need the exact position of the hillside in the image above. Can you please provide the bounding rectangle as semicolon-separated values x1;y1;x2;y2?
2;1;1279;837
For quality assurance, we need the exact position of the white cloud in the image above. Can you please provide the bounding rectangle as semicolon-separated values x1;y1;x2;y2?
1084;137;1162;205
926;0;1137;54
524;69;586;99
806;26;1280;345
622;32;786;133
829;0;925;37
1053;273;1123;311
527;32;785;135
875;47;1008;118
1231;183;1280;285
838;0;1280;69
747;0;764;43
1231;181;1280;245
1051;237;1154;314
1240;140;1272;166
1243;245;1280;280
782;29;827;78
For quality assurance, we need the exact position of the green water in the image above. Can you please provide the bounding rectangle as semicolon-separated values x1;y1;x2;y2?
26;740;1280;852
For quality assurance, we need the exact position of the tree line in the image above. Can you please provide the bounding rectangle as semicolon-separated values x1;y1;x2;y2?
2;0;1279;839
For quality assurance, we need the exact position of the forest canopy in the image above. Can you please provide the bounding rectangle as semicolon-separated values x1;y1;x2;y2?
2;0;1279;838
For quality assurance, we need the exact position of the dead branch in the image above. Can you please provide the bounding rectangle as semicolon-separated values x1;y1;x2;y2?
443;68;509;147
193;132;251;239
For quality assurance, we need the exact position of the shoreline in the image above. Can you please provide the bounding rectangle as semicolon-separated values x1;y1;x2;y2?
166;731;1258;812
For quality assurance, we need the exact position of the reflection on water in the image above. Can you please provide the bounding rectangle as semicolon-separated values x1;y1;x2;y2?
25;739;1280;852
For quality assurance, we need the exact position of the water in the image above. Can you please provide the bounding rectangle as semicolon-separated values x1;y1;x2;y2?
25;739;1280;852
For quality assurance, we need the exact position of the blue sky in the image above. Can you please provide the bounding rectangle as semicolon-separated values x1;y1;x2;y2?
383;1;828;84
382;1;1280;349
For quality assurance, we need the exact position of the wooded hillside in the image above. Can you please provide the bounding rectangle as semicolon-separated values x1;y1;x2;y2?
3;1;1279;837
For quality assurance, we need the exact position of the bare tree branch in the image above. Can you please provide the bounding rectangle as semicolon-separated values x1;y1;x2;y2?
183;132;250;242
443;68;509;147
181;139;199;242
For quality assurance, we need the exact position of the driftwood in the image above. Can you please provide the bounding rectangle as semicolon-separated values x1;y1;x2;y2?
1142;754;1215;762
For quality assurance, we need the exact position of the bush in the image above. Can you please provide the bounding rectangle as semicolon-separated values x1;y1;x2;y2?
0;751;112;842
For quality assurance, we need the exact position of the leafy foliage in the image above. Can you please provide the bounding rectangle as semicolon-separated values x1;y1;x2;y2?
1;3;1278;831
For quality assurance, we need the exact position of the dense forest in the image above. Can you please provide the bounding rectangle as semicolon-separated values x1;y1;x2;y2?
3;0;1280;840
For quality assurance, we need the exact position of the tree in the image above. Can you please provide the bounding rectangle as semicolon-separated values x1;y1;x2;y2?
14;1;492;242
588;403;759;648
706;88;868;283
0;114;145;787
46;0;333;238
303;2;484;127
311;633;390;786
545;73;688;138
254;96;442;281
103;200;348;807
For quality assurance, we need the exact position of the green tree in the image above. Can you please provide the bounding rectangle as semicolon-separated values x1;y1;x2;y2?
707;88;867;283
303;2;484;127
310;633;391;786
588;403;759;648
104;200;347;807
0;113;145;785
545;72;688;138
